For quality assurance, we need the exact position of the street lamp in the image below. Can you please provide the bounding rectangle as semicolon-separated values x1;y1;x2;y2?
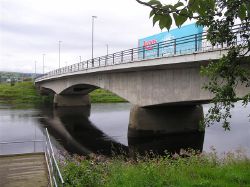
42;54;45;74
34;61;37;79
59;40;62;68
92;16;97;66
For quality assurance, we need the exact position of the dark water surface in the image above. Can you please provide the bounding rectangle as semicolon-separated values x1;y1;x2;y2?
0;102;249;156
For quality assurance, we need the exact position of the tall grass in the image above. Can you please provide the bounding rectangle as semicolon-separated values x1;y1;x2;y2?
61;151;250;187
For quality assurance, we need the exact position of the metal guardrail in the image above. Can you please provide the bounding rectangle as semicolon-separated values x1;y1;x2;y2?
0;129;65;187
44;128;64;187
35;24;248;82
0;140;44;155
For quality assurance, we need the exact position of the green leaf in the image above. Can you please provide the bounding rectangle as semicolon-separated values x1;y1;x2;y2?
238;3;247;20
173;9;188;27
174;1;184;9
246;2;250;17
159;14;172;30
197;0;206;16
149;9;155;18
153;14;161;26
148;0;162;6
188;0;199;12
206;0;215;10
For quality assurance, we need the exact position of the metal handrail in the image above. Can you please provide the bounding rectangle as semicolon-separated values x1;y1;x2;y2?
0;131;64;187
35;23;249;82
0;140;44;144
44;128;64;187
0;139;45;156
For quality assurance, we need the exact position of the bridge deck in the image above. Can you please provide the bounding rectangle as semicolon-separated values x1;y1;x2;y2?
0;153;49;187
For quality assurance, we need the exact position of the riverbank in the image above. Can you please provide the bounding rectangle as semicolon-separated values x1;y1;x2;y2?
0;81;52;108
61;152;250;187
0;82;126;108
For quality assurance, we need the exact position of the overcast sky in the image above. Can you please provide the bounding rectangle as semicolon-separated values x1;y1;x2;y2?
0;0;184;73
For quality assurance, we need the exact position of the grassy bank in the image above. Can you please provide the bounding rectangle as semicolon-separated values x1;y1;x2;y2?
0;81;52;108
61;152;250;187
90;89;127;103
0;82;126;108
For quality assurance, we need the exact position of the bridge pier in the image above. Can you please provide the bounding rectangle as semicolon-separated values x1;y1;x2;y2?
53;94;90;107
128;105;205;154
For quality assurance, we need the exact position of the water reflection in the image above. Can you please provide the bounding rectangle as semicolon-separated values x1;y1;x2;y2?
128;131;204;155
1;102;249;156
40;105;205;156
40;106;128;156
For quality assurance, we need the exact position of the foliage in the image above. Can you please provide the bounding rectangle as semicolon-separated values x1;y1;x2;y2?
61;151;250;187
136;0;250;130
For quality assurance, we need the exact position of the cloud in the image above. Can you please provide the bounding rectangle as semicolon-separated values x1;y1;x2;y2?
0;0;164;73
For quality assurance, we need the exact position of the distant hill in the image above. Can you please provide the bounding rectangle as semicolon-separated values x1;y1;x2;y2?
0;71;42;83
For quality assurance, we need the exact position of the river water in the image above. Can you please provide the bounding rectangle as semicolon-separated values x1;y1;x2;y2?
0;102;249;156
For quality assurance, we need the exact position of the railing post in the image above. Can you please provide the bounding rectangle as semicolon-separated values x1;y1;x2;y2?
157;43;160;57
131;49;133;61
87;60;88;69
121;51;123;63
195;34;198;52
105;55;107;66
99;57;101;67
113;53;114;64
143;47;145;59
174;39;176;54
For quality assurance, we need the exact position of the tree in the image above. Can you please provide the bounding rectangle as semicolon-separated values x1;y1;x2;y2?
136;0;250;130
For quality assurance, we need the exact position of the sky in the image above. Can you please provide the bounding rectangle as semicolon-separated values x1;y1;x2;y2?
0;0;182;73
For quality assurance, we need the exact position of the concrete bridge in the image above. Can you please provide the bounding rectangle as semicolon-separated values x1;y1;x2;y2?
35;33;249;152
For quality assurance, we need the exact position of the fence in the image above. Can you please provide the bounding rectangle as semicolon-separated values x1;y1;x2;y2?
44;128;65;187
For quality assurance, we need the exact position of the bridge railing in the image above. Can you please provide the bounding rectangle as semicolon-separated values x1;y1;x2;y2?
36;24;248;82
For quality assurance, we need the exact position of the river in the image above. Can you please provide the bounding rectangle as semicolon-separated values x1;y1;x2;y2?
0;102;249;157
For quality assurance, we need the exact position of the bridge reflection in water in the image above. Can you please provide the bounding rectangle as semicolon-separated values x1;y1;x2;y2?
40;105;204;156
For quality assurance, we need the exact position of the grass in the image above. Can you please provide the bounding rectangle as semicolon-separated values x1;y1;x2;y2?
89;89;127;103
60;151;250;187
0;81;52;108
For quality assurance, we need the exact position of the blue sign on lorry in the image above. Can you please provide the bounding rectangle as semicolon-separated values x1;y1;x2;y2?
138;23;203;59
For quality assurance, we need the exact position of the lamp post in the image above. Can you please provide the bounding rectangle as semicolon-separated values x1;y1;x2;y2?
34;61;37;79
79;56;82;63
59;40;62;68
91;16;97;66
42;54;45;74
106;44;109;56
